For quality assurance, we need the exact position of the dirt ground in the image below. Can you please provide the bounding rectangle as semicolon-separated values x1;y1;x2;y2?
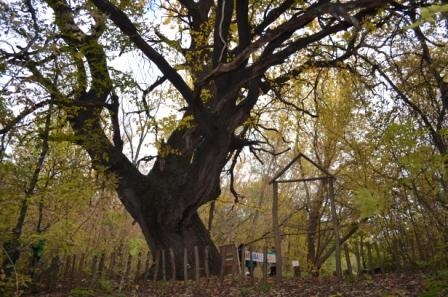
28;273;427;297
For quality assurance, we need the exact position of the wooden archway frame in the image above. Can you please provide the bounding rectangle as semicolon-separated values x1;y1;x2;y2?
269;153;342;280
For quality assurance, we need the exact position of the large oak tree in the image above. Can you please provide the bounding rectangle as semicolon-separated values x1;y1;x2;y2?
1;0;427;278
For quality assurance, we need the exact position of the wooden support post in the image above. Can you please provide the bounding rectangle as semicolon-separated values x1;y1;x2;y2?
153;250;160;282
108;251;116;278
144;251;151;281
125;253;132;282
262;246;268;282
161;249;166;281
249;246;254;281
90;255;98;278
118;253;131;293
98;253;106;278
392;240;401;271
232;245;238;277
135;252;142;281
183;248;188;283
360;236;366;270
70;254;76;280
408;236;417;264
343;244;353;277
204;246;210;279
373;243;384;273
355;240;362;275
90;255;98;286
63;255;71;280
219;246;225;283
329;178;342;278
272;182;282;281
78;253;85;280
194;246;200;282
292;261;301;277
48;256;60;286
240;246;245;276
169;248;176;281
367;242;373;272
117;245;124;274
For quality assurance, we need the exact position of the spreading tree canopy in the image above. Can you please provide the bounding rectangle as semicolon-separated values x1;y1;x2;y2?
0;0;436;278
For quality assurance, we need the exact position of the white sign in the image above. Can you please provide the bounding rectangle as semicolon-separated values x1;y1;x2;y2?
244;251;276;263
291;260;300;267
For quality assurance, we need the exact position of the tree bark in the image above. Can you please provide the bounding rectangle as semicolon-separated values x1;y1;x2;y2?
90;129;228;279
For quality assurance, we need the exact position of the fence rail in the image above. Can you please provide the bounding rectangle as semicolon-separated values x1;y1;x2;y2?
35;244;282;288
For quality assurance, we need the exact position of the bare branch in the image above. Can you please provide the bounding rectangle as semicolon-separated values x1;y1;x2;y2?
109;94;123;151
0;100;52;135
91;0;194;104
228;147;244;203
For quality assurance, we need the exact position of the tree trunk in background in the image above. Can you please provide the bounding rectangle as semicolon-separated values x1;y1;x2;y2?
306;188;325;275
2;107;51;275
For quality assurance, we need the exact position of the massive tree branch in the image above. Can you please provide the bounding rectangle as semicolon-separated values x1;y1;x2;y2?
212;0;234;65
235;0;250;54
91;0;194;105
178;0;213;28
198;0;386;86
369;61;447;155
253;0;295;35
0;100;51;135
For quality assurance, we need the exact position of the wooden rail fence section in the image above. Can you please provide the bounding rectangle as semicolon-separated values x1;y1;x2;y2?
41;242;383;287
44;244;278;285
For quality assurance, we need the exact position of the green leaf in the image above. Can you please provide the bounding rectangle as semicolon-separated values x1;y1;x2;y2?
355;188;384;219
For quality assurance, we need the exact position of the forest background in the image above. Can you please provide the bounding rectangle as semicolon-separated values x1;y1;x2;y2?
0;0;447;295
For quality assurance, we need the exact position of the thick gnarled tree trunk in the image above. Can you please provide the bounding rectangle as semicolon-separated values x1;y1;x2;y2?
93;123;235;279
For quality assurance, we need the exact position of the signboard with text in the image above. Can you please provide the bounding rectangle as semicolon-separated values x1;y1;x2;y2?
244;250;276;263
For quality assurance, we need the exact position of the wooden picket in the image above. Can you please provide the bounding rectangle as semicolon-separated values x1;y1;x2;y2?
43;243;286;289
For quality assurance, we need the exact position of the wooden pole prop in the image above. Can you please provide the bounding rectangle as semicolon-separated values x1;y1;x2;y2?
124;253;132;283
70;254;77;280
262;246;268;282
153;250;160;281
343;244;353;276
355;240;362;275
194;246;200;282
329;178;342;278
78;253;86;280
161;249;166;281
144;251;151;281
272;182;282;281
240;245;245;276
98;253;105;278
232;245;238;277
219;246;225;283
108;252;116;278
136;252;142;281
169;248;176;280
204;246;210;279
183;248;188;283
367;242;373;273
249;246;254;284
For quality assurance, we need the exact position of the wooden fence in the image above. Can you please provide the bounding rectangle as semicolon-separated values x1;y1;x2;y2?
32;241;387;291
37;244;281;288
